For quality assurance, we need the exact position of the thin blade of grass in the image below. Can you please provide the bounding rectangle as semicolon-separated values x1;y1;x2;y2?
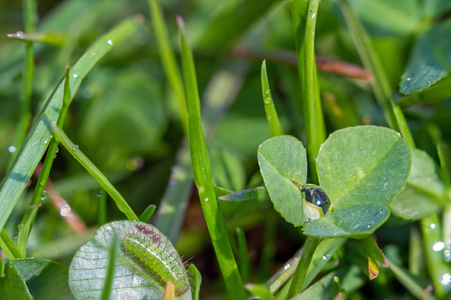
0;229;23;260
9;0;38;164
236;228;250;281
261;60;283;137
178;17;245;298
101;233;120;300
148;0;188;134
98;189;107;226
339;0;414;148
16;63;72;254
51;124;138;221
0;17;142;233
291;0;325;183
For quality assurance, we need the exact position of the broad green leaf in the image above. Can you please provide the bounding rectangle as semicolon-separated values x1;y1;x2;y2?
68;221;191;300
317;126;411;210
0;258;68;300
258;135;308;226
400;19;451;94
0;261;31;300
0;17;141;233
398;75;451;107
303;205;390;238
390;186;441;220
390;149;444;220
407;149;444;198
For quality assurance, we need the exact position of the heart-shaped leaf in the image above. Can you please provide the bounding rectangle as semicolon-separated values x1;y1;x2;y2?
258;135;308;226
69;221;191;300
304;126;410;237
317;126;410;210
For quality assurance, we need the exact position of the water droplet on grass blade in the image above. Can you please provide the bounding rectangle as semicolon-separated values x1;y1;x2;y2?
72;145;79;151
433;242;445;251
8;146;16;153
107;39;113;45
322;254;331;260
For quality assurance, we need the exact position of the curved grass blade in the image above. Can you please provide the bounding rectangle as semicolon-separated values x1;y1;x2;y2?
100;234;120;300
0;17;142;233
178;17;245;298
339;0;414;148
17;63;72;255
261;60;283;137
51;124;138;221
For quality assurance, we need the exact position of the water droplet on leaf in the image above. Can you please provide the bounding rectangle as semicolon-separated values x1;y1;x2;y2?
107;39;113;45
8;146;16;153
72;145;79;151
301;184;331;215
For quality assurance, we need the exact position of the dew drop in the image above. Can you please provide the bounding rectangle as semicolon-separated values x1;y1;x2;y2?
431;223;436;229
107;39;113;45
14;31;24;39
440;273;451;286
55;147;59;154
72;145;79;151
433;242;445;252
18;224;24;230
43;140;48;144
304;218;311;224
264;97;271;104
322;254;331;260
73;73;78;78
8;146;16;153
60;205;71;217
81;87;94;99
265;89;270;95
97;190;102;197
445;249;451;262
407;77;411;81
205;197;209;202
41;190;47;201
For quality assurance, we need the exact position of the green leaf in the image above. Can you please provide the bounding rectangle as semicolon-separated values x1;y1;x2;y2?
400;19;451;94
68;221;192;300
303;205;390;238
390;149;444;220
424;0;451;18
0;17;141;233
317;126;411;210
0;261;31;300
1;258;68;300
217;186;268;202
258;135;308;226
390;186;441;220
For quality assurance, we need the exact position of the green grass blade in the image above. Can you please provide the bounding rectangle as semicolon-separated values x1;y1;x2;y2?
17;63;72;254
339;0;415;148
98;189;107;226
51;124;139;221
101;234;120;300
139;204;156;223
0;229;23;260
10;0;38;164
178;17;245;298
291;0;326;183
148;0;188;134
236;228;250;281
261;60;283;137
0;17;141;233
16;204;39;256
